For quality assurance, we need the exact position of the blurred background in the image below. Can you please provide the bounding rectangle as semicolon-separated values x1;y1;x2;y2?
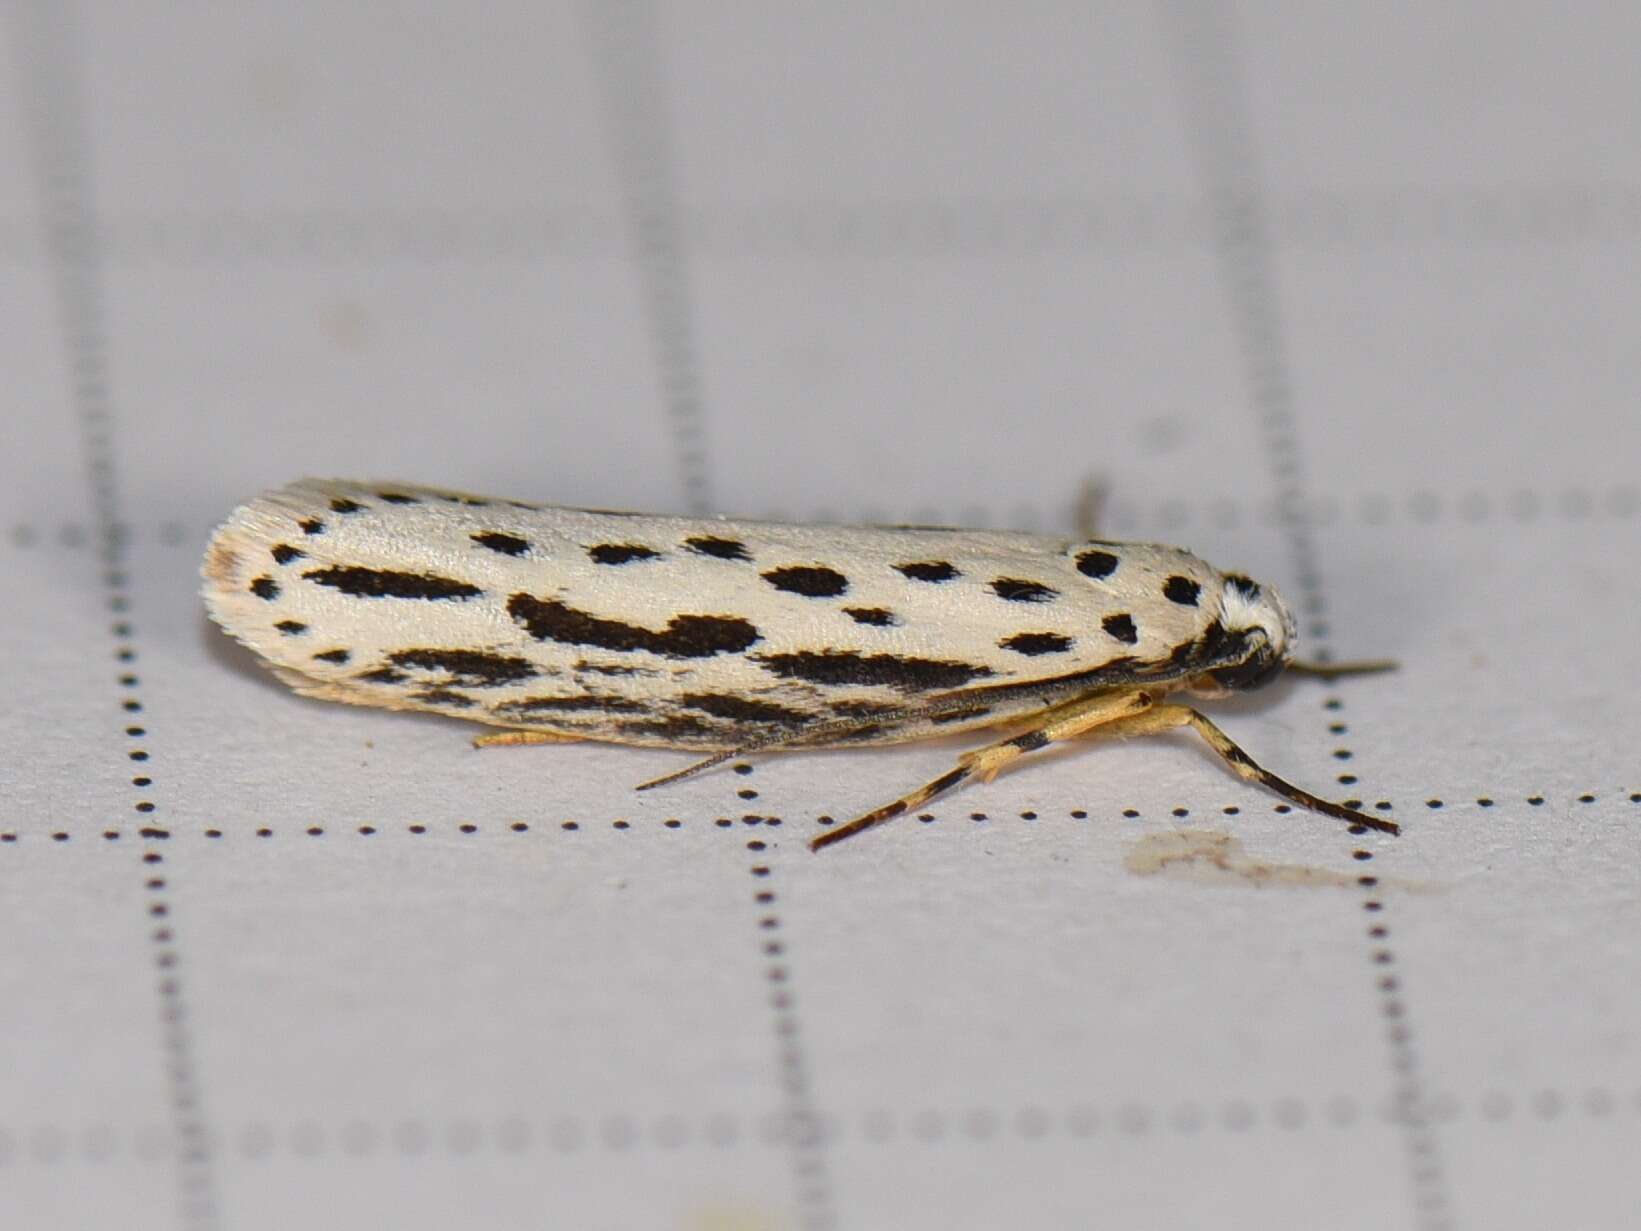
4;4;1640;1230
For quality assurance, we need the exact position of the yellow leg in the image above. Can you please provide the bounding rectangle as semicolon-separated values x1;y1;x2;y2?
472;729;586;748
811;689;1153;851
1089;703;1398;835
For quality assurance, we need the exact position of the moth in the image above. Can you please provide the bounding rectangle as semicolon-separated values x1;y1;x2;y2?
203;479;1398;850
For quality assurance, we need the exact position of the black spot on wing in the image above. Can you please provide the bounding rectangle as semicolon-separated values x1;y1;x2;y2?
330;498;365;514
249;576;279;600
843;606;898;627
754;650;992;694
762;565;849;597
356;667;408;684
1102;613;1139;644
507;595;759;658
377;492;419;504
1225;573;1261;600
271;544;305;565
1164;575;1202;606
895;560;960;582
303;566;483;601
681;693;811;725
685;535;751;562
312;649;350;664
386;648;538;687
1000;632;1073;656
274;620;307;635
991;577;1058;603
299;518;324;535
472;531;530;557
412;688;474;708
1075;549;1119;579
574;660;650;677
588;543;661;565
499;694;647;713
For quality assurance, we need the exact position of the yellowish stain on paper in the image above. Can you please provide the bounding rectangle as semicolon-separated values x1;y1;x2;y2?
1126;829;1432;891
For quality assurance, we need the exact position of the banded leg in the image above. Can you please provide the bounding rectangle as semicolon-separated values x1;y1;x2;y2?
1088;704;1400;835
473;729;586;748
811;689;1152;852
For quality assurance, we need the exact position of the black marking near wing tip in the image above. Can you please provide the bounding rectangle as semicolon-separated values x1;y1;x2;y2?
930;706;990;725
588;543;662;565
1164;575;1202;606
843;606;898;627
356;666;408;684
999;632;1073;656
574;660;649;677
274;620;308;635
249;576;279;600
271;544;305;564
895;560;960;583
1102;613;1139;644
386;648;538;687
472;531;530;557
312;648;351;664
617;714;719;741
762;565;850;598
299;518;325;536
499;694;648;714
990;577;1059;603
303;565;483;601
329;498;365;514
828;700;902;718
411;688;474;708
507;594;760;658
685;535;751;562
377;492;420;504
754;649;993;693
681;692;810;725
1075;549;1119;579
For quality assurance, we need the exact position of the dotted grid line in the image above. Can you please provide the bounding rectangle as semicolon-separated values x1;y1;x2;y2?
734;766;836;1231
7;482;1635;555
6;791;1634;846
4;1083;1641;1167
3;185;1641;261
583;0;714;516
9;6;220;1229
2;789;1636;844
1166;5;1453;1229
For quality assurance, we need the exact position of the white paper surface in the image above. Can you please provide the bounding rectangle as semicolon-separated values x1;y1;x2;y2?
3;5;1640;1229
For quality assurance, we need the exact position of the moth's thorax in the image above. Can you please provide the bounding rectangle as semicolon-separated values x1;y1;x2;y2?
1188;574;1297;697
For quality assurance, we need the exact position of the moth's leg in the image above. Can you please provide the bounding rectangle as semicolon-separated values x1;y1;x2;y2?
473;729;586;748
1074;475;1108;539
1287;659;1397;680
1087;704;1400;835
811;689;1152;852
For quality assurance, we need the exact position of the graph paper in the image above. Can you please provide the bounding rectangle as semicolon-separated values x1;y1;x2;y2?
4;4;1640;1229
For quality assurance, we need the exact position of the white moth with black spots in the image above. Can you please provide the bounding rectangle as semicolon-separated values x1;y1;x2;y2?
203;479;1399;850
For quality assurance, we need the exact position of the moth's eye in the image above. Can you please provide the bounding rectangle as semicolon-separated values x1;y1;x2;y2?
1209;646;1285;692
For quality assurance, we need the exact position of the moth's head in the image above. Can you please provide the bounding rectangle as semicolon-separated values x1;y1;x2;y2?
1193;574;1296;695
